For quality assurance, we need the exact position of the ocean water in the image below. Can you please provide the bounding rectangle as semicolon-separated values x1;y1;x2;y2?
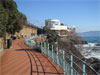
75;37;100;59
82;37;100;43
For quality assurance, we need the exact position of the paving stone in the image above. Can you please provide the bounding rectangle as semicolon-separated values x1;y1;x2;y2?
0;38;63;75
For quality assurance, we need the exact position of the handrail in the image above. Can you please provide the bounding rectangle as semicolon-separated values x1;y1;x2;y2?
40;42;99;75
64;48;99;75
25;36;99;75
25;35;38;47
69;47;98;75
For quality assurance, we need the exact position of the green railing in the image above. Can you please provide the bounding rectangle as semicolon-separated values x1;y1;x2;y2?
25;36;99;75
40;42;99;75
25;35;38;47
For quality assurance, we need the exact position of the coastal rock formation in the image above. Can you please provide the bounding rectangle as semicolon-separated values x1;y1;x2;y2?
59;38;100;74
70;38;88;44
58;39;83;58
86;57;100;73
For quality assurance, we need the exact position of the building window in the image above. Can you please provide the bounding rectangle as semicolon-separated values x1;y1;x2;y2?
51;21;59;26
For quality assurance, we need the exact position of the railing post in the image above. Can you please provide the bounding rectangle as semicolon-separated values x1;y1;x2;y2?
52;45;54;62
37;41;38;47
48;43;49;57
44;42;45;55
63;49;65;75
56;46;59;67
71;54;73;75
39;41;40;47
38;41;40;47
41;42;42;48
44;42;47;55
83;63;86;75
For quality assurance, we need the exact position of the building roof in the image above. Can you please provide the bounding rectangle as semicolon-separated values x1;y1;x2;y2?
24;24;39;29
50;25;68;30
45;19;60;22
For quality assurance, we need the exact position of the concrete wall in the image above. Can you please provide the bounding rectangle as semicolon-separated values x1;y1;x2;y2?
0;25;37;53
0;38;4;55
6;33;11;39
59;30;68;36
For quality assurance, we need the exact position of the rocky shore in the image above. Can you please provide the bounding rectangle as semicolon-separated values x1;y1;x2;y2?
59;38;100;74
86;57;100;73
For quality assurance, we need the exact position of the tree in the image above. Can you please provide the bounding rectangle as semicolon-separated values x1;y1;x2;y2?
43;26;60;45
12;12;27;33
0;0;27;34
0;3;8;37
0;0;28;46
1;0;19;34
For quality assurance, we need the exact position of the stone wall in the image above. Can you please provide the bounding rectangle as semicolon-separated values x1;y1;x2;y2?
59;30;68;36
0;38;4;55
15;25;37;37
59;29;75;38
6;33;11;39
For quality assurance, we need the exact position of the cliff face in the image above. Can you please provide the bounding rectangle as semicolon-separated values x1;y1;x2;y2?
58;39;83;58
86;57;100;73
58;39;85;74
58;38;100;74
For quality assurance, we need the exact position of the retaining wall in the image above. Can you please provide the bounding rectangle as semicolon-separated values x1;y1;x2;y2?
0;37;4;55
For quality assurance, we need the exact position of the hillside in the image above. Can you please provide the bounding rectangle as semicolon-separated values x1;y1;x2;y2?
78;31;100;37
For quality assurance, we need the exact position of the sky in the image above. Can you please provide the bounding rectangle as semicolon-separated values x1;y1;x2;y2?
14;0;100;32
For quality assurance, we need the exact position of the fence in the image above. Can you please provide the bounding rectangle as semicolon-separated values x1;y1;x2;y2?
40;42;99;75
25;35;99;75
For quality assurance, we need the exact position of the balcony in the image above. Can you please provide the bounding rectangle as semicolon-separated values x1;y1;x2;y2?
50;25;68;30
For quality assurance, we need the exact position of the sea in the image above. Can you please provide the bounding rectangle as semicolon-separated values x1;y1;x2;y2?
75;37;100;59
82;37;100;43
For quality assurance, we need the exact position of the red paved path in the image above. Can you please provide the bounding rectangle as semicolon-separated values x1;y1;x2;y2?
0;38;63;75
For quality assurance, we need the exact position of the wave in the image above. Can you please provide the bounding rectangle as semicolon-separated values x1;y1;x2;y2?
75;43;100;59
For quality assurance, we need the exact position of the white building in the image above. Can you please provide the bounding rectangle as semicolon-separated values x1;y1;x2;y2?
45;19;75;37
45;19;68;30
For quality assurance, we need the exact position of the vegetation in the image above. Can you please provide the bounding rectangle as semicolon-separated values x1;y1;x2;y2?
0;3;8;37
0;0;27;37
37;28;43;35
43;26;60;45
13;12;27;33
70;33;87;44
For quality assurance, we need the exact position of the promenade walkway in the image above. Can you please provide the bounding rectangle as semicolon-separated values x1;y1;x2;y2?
0;38;63;75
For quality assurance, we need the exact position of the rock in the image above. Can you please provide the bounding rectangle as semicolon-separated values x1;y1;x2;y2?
86;57;100;73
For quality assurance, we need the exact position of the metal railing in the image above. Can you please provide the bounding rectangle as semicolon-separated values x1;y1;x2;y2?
40;42;99;75
25;35;38;47
25;36;99;75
